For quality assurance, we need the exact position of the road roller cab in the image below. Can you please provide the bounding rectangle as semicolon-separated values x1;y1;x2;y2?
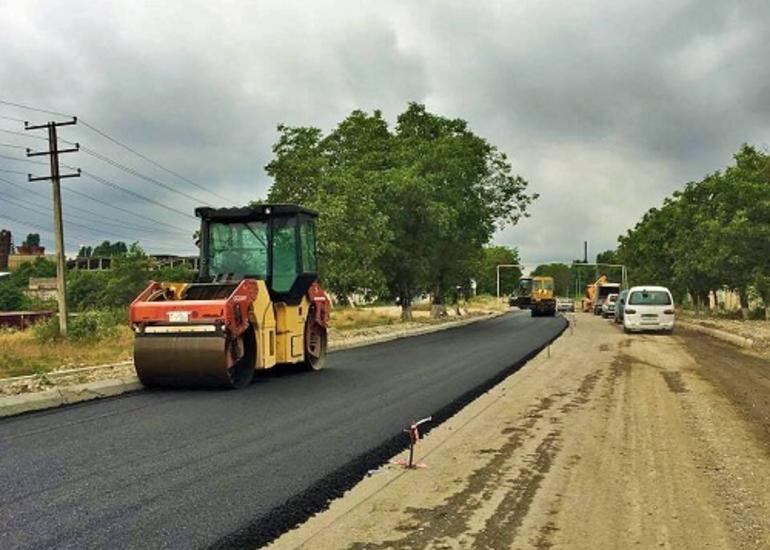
129;204;331;389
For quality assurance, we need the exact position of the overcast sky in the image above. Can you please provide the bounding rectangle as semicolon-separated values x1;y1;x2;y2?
0;0;767;264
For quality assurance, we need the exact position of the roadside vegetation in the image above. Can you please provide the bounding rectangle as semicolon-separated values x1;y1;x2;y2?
0;294;504;380
601;145;770;319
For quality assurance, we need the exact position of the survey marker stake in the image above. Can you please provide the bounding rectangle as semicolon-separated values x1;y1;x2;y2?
391;416;432;469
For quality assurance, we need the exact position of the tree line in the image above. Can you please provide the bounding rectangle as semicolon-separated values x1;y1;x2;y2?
603;144;770;318
265;103;535;318
0;244;195;313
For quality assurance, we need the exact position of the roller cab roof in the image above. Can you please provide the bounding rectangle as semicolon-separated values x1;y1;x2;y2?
195;204;318;221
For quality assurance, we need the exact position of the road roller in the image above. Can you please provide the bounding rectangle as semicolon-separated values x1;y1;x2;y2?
129;204;331;388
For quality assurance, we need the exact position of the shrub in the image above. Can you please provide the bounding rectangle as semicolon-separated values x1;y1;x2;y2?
33;309;126;343
33;316;60;343
68;310;122;342
0;280;24;311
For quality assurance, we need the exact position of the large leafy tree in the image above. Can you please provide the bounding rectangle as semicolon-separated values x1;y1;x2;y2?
389;104;534;316
266;104;535;318
266;111;391;303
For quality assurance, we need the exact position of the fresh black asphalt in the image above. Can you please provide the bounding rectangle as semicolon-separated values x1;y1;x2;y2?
0;311;566;549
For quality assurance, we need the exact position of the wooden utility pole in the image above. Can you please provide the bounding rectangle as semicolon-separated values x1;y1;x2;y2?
25;117;80;337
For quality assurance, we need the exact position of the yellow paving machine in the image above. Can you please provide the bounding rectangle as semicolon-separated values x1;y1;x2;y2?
529;276;556;317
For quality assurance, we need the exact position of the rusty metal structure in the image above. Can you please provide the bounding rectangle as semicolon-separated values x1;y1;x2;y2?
0;229;11;271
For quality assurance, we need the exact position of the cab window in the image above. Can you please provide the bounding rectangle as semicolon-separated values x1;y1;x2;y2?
271;217;298;293
300;219;317;272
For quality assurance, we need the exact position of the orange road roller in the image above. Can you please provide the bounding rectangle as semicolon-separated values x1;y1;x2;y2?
129;204;331;388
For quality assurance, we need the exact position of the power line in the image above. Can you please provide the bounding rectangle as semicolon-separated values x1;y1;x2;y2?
61;186;194;233
77;168;197;220
0;192;188;249
0;114;26;123
0;175;189;236
0;152;48;166
79;119;238;204
0;127;49;142
0;154;195;233
2;143;200;228
0;99;71;118
0;99;238;205
0;167;26;175
79;145;215;205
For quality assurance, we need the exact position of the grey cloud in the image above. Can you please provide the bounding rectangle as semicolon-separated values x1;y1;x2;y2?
0;0;767;263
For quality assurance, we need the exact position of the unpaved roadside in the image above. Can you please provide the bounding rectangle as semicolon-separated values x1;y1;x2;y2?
270;314;770;549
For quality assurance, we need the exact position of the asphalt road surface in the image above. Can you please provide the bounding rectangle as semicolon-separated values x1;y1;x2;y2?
0;311;566;549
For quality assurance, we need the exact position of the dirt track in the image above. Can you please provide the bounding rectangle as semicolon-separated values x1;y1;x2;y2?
271;313;770;549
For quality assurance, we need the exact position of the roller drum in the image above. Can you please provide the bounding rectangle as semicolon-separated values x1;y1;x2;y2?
134;334;239;388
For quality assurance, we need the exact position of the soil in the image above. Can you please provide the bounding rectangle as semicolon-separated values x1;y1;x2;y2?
270;313;770;549
679;313;770;356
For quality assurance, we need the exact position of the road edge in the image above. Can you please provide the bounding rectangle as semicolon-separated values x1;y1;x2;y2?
0;311;506;419
213;315;568;549
677;320;755;349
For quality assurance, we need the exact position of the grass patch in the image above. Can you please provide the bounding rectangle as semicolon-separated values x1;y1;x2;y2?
329;307;400;331
0;325;134;379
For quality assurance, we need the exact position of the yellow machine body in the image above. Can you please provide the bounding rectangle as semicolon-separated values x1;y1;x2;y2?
530;276;556;317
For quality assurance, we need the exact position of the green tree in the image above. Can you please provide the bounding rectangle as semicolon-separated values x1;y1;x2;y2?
266;112;391;303
100;243;154;307
23;233;40;247
9;257;56;289
387;104;534;317
67;270;108;311
0;279;24;311
92;241;128;257
474;246;521;295
266;104;535;318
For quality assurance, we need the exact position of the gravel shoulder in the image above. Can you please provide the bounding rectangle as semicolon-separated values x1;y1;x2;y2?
271;313;770;549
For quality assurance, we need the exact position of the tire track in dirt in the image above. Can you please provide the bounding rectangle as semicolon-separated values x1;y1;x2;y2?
346;370;602;550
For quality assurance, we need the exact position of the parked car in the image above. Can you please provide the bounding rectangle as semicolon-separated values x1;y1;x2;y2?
601;293;618;318
556;297;575;312
614;289;629;323
623;286;675;333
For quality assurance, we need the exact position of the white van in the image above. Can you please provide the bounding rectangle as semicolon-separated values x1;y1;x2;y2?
623;286;675;333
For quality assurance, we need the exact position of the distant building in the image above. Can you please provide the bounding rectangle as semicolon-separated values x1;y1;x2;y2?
27;277;58;301
7;253;57;271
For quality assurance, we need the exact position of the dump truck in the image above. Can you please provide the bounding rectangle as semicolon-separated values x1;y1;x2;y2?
530;276;556;317
593;281;621;315
581;275;621;314
129;204;331;388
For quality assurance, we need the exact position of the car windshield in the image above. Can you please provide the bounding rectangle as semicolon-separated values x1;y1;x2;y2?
628;290;672;306
609;295;618;303
208;221;268;278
